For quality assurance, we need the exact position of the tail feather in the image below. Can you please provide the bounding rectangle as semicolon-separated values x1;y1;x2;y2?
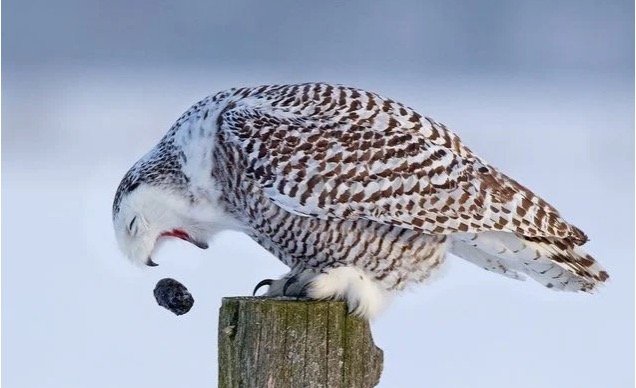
450;239;527;281
450;231;609;292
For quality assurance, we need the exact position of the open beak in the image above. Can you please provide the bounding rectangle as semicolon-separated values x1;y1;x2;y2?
147;229;209;267
161;229;208;249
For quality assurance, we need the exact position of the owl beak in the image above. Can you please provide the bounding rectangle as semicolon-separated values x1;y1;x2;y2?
160;229;208;250
188;238;209;250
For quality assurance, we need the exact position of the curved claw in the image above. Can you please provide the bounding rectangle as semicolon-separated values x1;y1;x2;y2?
282;274;298;296
298;282;311;298
252;279;273;296
145;257;159;267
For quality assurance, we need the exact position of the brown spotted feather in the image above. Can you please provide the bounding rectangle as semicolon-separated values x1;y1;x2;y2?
208;83;606;292
218;84;586;243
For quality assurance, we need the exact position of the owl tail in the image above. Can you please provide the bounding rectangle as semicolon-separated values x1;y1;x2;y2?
450;231;609;292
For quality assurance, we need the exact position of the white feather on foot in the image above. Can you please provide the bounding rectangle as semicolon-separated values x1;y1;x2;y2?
307;267;389;320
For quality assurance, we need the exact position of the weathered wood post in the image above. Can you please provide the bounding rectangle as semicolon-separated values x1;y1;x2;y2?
218;297;383;388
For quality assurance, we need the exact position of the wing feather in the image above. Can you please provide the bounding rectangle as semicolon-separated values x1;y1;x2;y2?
218;83;585;244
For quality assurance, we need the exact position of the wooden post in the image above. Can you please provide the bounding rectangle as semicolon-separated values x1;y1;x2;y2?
218;297;383;388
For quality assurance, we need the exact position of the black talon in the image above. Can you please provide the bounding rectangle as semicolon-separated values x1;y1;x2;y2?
298;282;311;298
282;274;298;296
252;279;273;296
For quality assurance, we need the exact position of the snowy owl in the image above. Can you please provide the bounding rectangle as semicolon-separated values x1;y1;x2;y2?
112;83;609;319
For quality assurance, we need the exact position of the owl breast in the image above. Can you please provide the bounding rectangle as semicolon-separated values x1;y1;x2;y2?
212;137;447;291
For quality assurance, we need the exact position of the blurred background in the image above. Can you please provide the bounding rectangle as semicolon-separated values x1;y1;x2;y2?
3;0;634;387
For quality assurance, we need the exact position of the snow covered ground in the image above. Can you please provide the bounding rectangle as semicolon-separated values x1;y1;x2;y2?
3;67;633;387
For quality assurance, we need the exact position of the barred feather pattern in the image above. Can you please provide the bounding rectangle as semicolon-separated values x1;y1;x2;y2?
212;132;447;291
217;83;588;243
117;82;608;303
204;83;607;292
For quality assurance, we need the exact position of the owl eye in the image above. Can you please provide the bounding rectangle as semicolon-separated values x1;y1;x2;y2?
128;216;138;234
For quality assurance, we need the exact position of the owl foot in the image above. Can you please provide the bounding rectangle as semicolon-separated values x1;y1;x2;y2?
252;267;389;319
252;270;316;298
304;267;389;319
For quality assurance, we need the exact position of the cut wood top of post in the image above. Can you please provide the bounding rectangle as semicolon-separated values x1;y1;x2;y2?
218;296;384;388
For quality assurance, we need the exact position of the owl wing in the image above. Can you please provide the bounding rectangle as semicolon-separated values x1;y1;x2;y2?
218;84;586;245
